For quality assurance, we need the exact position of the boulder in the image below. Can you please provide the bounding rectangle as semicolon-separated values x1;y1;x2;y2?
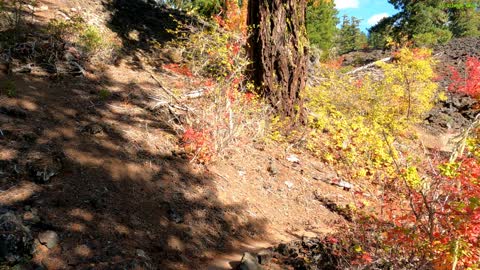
237;252;263;270
38;231;59;249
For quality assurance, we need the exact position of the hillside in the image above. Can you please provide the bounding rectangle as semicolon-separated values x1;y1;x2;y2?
0;1;479;270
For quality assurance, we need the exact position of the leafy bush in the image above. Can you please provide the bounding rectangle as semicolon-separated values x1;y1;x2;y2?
165;7;269;163
47;16;108;56
448;57;480;99
171;13;247;79
79;25;103;53
384;123;480;268
306;47;439;180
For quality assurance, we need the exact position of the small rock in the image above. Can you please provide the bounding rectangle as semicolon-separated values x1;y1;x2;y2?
37;5;49;11
237;252;262;270
286;154;300;163
276;243;288;256
284;181;294;189
83;123;103;135
0;212;33;263
136;249;149;259
267;160;278;176
38;231;59;249
27;160;61;184
257;249;273;265
167;208;183;224
330;178;353;191
23;209;40;224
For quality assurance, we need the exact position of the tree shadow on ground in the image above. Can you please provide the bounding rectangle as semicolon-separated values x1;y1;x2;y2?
104;0;208;68
0;14;265;270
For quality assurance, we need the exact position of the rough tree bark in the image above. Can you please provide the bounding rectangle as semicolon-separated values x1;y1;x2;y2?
247;0;308;122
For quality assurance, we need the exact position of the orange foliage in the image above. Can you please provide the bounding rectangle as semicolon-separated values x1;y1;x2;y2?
213;0;247;34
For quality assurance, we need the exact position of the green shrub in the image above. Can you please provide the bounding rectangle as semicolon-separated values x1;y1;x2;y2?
47;16;105;55
2;80;17;97
79;25;103;53
98;89;111;100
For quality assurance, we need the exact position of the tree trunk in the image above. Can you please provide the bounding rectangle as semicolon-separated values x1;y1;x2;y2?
247;0;308;122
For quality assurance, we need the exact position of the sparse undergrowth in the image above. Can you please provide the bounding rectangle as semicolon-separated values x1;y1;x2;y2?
160;3;269;163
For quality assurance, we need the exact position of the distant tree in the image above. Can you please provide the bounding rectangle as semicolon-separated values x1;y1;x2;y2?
306;0;338;51
368;0;457;48
368;15;398;49
448;4;480;37
337;15;367;54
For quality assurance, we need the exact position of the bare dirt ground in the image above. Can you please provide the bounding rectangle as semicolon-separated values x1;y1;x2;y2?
1;1;354;269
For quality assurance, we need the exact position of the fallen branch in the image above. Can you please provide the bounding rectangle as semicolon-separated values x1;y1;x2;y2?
69;61;86;76
150;73;183;104
183;89;205;99
149;73;197;116
345;57;391;75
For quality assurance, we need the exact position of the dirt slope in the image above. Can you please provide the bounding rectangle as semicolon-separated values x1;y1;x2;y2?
1;1;352;269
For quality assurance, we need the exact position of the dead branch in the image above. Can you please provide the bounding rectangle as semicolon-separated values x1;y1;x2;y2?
149;73;197;115
345;57;392;75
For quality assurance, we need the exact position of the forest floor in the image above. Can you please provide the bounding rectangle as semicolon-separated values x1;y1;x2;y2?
0;1;478;270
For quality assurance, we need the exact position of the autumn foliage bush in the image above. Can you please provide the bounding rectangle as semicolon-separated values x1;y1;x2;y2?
356;128;480;269
169;3;268;163
448;57;480;99
306;47;439;181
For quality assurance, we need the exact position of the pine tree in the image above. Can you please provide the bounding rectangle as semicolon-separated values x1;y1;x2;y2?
368;0;453;48
337;15;366;54
449;4;480;37
306;0;338;51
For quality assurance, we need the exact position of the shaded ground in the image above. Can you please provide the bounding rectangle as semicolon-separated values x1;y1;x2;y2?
1;60;270;269
1;1;348;269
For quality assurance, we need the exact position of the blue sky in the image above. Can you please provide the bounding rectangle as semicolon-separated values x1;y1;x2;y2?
334;0;399;33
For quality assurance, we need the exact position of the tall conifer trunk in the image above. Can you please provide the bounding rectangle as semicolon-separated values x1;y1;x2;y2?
247;0;308;121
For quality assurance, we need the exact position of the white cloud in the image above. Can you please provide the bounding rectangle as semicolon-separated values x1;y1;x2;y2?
367;13;389;26
334;0;360;9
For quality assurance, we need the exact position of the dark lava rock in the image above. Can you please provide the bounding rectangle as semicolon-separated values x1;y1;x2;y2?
26;156;62;184
261;238;342;270
82;123;103;135
167;207;184;224
0;212;33;263
257;249;273;265
0;107;27;119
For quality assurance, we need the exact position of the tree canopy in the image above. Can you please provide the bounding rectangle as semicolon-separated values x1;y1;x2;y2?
369;0;480;48
306;0;338;51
